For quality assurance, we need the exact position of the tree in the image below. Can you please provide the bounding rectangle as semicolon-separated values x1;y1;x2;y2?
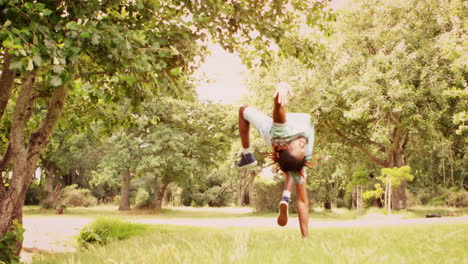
244;0;466;210
0;0;330;253
91;98;237;211
377;166;414;214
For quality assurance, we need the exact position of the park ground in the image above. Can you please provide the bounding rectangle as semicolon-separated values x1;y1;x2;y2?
21;206;468;263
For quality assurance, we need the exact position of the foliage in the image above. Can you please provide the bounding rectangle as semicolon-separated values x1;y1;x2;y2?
59;184;98;208
363;184;384;203
0;220;24;264
24;180;42;205
77;217;149;248
350;167;370;187
252;176;316;213
134;188;150;209
378;166;414;189
446;189;468;208
252;177;284;212
90;98;238;208
243;0;466;209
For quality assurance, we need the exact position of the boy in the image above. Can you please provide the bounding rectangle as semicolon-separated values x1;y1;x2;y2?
237;81;314;237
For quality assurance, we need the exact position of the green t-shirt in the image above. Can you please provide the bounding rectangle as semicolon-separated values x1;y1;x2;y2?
270;113;315;162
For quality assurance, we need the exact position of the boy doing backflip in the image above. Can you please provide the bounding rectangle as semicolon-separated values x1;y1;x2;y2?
237;81;314;237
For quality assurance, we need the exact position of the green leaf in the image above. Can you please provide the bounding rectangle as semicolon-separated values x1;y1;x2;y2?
4;19;11;27
26;58;34;71
170;67;181;76
32;54;42;66
50;75;63;86
53;65;63;74
42;9;52;16
66;21;78;30
9;59;23;70
91;34;100;45
80;32;90;39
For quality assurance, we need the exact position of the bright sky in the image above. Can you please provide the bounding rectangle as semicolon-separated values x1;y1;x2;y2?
195;44;248;105
195;0;347;105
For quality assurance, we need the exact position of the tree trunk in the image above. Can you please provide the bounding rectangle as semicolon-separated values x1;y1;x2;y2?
41;163;62;209
388;178;392;215
388;145;408;210
392;182;406;210
237;170;249;206
0;78;68;258
0;52;16;119
153;182;169;211
237;179;246;206
351;186;357;210
162;184;170;207
118;169;131;211
249;173;255;206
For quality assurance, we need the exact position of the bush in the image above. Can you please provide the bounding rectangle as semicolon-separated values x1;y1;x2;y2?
25;180;42;205
77;218;149;248
59;185;98;208
446;189;468;207
134;188;151;208
252;177;315;213
406;191;422;207
252;178;284;212
0;220;24;264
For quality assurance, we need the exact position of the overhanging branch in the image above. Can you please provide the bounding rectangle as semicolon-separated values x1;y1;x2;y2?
324;120;387;167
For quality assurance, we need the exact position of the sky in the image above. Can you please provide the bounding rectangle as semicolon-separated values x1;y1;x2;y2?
195;0;348;105
194;44;248;105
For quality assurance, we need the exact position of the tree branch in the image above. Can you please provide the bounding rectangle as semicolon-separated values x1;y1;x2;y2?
10;73;36;158
0;143;11;175
27;84;69;167
0;52;16;119
324;120;387;167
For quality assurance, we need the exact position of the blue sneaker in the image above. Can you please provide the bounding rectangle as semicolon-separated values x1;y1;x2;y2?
237;153;257;168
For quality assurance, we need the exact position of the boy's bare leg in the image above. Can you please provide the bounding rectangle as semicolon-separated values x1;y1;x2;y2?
296;182;309;237
277;173;294;226
239;106;250;148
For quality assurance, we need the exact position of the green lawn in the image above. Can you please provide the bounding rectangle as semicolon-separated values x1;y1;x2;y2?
32;223;467;264
23;205;467;220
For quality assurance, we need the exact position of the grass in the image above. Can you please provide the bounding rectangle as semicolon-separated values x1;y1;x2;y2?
32;223;467;264
77;217;151;248
23;204;467;221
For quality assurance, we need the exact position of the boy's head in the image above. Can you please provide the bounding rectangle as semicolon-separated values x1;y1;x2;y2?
276;136;308;173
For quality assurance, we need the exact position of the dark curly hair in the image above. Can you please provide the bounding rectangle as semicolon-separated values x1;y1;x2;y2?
266;139;317;176
277;149;307;172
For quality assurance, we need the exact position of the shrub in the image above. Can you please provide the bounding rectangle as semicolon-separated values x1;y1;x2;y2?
25;180;42;205
446;189;468;207
252;177;315;213
77;218;149;248
406;191;422;207
59;185;98;208
252;177;284;212
0;220;24;264
134;188;151;208
113;195;121;205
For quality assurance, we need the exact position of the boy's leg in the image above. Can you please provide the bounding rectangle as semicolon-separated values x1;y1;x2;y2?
239;106;250;149
277;172;293;226
237;106;257;167
295;182;309;238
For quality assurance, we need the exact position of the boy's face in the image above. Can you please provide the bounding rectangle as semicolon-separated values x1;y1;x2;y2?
287;137;307;160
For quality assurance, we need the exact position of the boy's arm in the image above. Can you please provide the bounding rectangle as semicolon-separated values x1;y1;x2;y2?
273;82;292;124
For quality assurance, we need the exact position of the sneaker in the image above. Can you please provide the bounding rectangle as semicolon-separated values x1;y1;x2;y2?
237;153;257;168
277;198;289;226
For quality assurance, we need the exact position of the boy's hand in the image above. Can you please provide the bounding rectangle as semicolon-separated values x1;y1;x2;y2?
274;81;293;106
